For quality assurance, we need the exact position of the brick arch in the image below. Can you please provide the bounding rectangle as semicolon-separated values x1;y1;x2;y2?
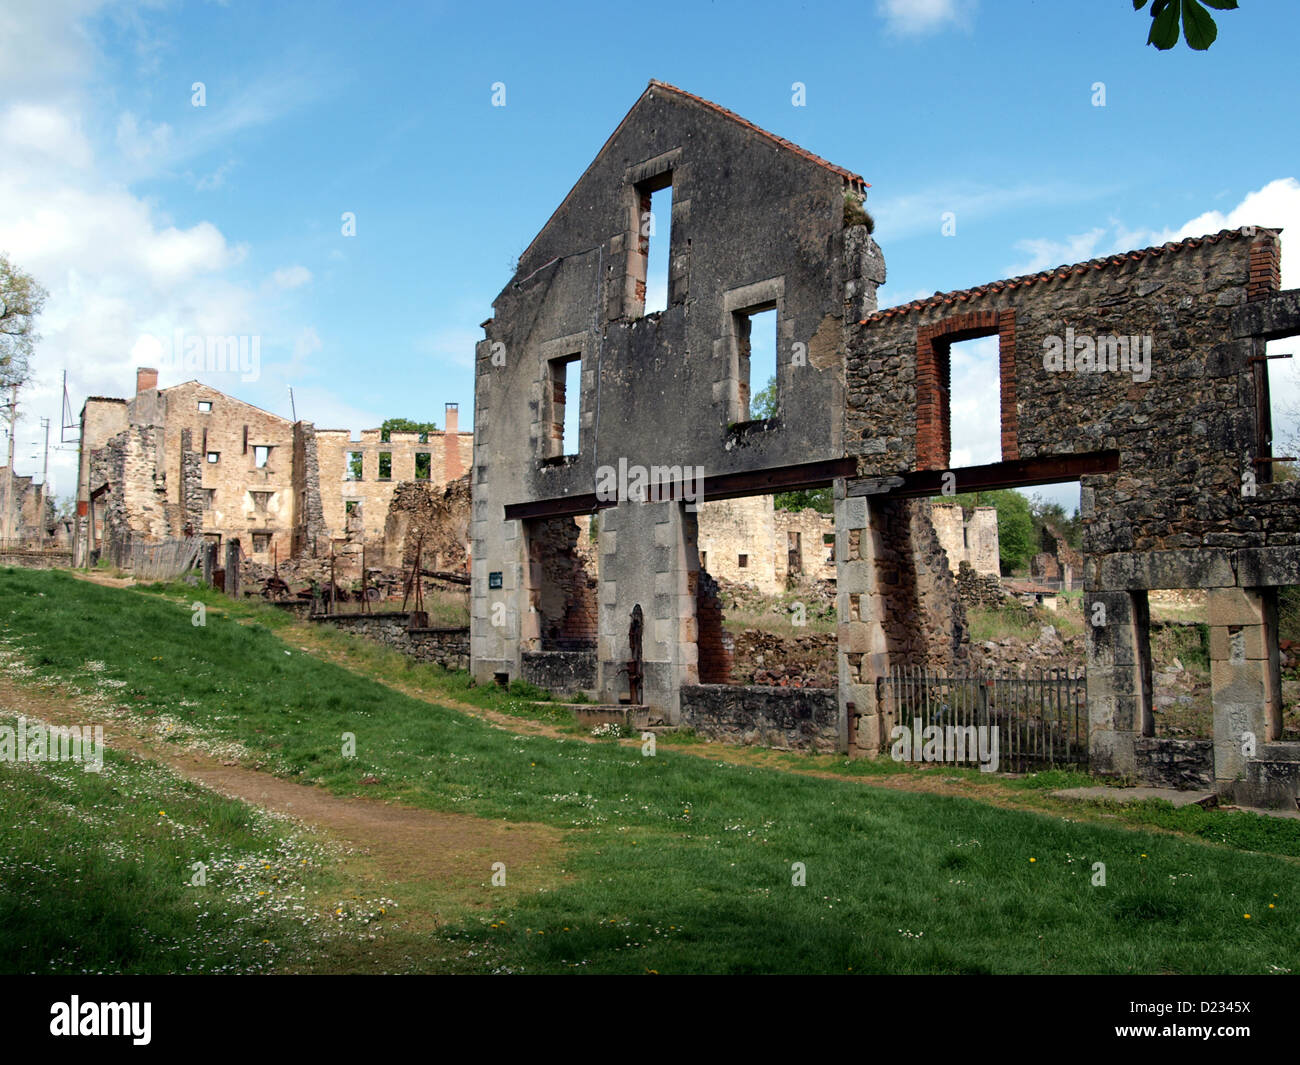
915;309;1017;470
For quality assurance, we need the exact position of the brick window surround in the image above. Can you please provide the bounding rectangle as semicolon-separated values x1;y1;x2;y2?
915;309;1018;471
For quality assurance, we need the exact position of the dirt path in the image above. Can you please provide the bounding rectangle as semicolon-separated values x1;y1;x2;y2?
0;672;561;904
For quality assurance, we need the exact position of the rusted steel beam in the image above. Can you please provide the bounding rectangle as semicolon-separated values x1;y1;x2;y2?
502;457;857;521
847;450;1120;499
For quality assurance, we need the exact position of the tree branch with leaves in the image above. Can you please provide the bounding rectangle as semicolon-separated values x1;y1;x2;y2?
0;254;48;392
1135;0;1238;51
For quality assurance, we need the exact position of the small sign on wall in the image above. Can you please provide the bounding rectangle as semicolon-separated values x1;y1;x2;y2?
488;571;503;589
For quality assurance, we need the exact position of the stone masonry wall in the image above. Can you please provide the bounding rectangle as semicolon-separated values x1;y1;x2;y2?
680;684;839;751
308;612;470;670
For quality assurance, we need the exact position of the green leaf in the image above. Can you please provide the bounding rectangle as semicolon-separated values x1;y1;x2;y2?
1200;0;1237;9
1134;0;1148;8
1147;0;1181;48
1181;0;1219;50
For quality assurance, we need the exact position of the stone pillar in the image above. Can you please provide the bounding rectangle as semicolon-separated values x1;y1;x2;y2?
836;490;886;756
223;541;241;598
596;499;697;720
1208;587;1281;783
1085;589;1152;777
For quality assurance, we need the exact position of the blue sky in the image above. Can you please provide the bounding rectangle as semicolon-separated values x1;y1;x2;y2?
3;0;1298;509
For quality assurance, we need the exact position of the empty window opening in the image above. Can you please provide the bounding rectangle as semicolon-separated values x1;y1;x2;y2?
546;354;582;458
206;451;220;464
787;531;802;575
197;400;212;413
251;491;272;514
635;172;672;316
945;336;1002;467
345;452;363;480
252;533;271;553
1262;339;1297;484
345;500;359;514
415;452;432;480
253;445;270;468
735;304;778;422
378;452;392;480
738;553;749;569
823;532;835;563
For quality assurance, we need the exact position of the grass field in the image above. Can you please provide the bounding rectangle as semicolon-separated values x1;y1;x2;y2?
1;568;1297;974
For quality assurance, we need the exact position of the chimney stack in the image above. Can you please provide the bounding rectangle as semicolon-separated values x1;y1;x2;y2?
444;402;463;480
136;367;158;394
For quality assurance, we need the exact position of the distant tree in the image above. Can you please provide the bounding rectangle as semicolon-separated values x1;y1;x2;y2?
1135;0;1237;52
954;489;1036;575
0;254;48;391
751;376;832;512
752;376;777;420
775;488;832;514
380;417;439;442
1028;495;1082;551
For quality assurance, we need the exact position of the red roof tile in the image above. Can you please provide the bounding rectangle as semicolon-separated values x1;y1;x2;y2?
859;226;1281;325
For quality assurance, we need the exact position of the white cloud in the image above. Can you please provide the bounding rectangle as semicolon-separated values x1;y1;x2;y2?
0;3;318;502
876;0;976;36
270;265;313;291
0;103;92;169
115;111;174;165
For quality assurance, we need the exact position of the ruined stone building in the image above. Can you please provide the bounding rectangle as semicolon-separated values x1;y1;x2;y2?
75;368;470;570
0;467;56;543
929;500;1000;578
1030;521;1082;586
695;496;835;593
471;79;1300;799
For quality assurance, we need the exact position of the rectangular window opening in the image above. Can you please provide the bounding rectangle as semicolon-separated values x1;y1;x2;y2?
206;452;220;464
735;304;778;422
546;354;582;458
378;452;392;480
197;400;212;413
944;335;1002;468
253;445;270;468
415;452;431;480
251;491;272;514
345;452;363;480
635;173;672;317
252;533;271;553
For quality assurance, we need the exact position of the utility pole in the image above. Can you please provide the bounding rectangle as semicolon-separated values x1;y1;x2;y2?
39;415;50;543
1;385;15;543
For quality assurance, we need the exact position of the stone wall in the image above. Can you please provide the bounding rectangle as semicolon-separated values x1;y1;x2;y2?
697;496;778;592
382;474;471;572
521;650;597;694
773;506;836;584
680;684;839;751
1134;737;1214;790
0;550;73;570
308;611;470;670
930;501;999;577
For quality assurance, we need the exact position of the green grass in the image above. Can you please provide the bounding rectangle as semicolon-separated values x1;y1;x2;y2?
2;568;1299;974
0;710;363;974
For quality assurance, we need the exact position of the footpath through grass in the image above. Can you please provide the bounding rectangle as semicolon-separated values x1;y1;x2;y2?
0;706;385;974
1;568;1297;974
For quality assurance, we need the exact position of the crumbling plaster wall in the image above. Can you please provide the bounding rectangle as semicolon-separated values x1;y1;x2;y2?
470;82;881;719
